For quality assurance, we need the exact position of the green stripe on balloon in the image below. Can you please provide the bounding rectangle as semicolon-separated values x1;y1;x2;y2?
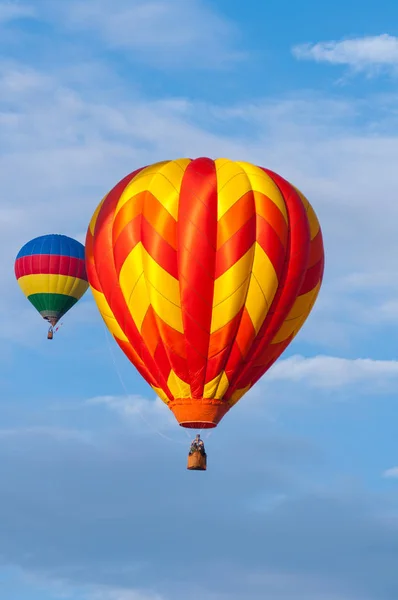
27;293;78;317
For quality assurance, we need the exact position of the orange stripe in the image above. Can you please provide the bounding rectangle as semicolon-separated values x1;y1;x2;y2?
217;192;255;249
142;191;178;250
215;215;256;279
114;214;142;275
140;306;161;357
112;192;144;243
155;315;187;360
141;217;178;279
113;214;178;279
254;192;288;248
234;306;256;358
114;190;178;250
205;310;244;384
255;214;287;277
208;309;243;358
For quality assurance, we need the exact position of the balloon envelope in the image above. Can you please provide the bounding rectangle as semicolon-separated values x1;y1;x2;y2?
86;158;324;428
15;234;89;326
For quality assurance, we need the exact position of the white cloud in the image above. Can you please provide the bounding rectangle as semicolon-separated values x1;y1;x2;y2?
292;34;398;75
45;0;243;68
3;55;398;350
382;467;398;479
266;355;398;390
85;395;189;443
0;2;35;24
86;587;164;600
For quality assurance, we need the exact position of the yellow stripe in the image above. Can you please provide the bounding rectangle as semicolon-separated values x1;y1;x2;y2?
215;159;252;220
293;186;320;239
271;282;321;344
167;370;191;398
237;161;288;223
147;159;189;218
141;246;183;333
229;384;251;406
115;159;191;220
150;384;169;405
17;274;88;299
211;246;255;333
203;371;229;399
89;195;107;235
119;243;183;333
244;242;279;335
119;243;150;332
91;288;129;342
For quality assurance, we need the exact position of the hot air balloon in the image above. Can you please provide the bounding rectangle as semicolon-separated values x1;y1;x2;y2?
86;158;324;469
15;234;89;339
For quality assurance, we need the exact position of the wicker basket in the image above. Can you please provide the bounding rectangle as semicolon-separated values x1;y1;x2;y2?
187;451;207;471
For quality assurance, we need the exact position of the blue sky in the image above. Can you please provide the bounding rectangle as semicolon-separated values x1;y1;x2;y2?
2;0;398;598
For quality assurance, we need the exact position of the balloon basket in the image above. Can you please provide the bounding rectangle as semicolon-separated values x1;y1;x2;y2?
187;451;207;471
47;330;53;340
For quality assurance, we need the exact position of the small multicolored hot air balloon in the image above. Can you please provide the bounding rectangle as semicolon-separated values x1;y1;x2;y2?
15;234;89;339
86;158;324;468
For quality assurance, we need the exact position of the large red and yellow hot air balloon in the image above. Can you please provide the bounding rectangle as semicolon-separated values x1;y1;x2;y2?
86;158;324;438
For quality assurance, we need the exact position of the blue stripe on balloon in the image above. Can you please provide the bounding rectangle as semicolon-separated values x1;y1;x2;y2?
16;234;85;260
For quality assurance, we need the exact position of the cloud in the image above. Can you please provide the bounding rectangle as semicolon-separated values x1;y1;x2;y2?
292;34;398;76
85;395;184;441
0;418;394;600
0;2;35;24
383;467;398;479
86;587;164;600
3;56;398;352
266;355;398;391
43;0;244;69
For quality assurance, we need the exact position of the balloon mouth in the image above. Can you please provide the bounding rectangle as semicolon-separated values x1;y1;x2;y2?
179;421;217;429
168;399;230;429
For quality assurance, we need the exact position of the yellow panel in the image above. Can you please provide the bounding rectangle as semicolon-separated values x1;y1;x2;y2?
245;243;279;334
204;371;229;399
119;243;150;332
141;248;180;307
147;159;191;219
215;159;252;219
167;370;191;398
17;274;88;299
211;248;255;333
68;276;89;301
293;186;320;239
139;246;183;332
236;161;288;223
211;280;249;333
284;283;321;321
213;245;255;306
145;284;183;333
271;282;321;344
214;158;230;171
127;275;150;332
91;287;129;342
229;384;251;406
89;195;107;235
115;159;191;220
150;384;169;405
